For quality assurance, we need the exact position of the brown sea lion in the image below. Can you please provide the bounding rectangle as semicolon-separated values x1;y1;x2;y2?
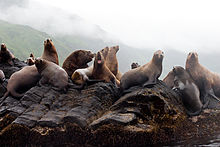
0;43;15;65
35;58;68;91
120;50;164;91
172;66;203;116
163;69;175;88
62;50;94;76
91;51;120;86
0;69;5;83
41;39;59;65
185;52;220;103
105;45;119;76
100;46;109;59
2;65;41;99
131;62;140;69
26;53;35;66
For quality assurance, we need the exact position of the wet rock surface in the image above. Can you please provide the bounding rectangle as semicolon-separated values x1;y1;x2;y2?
1;59;220;146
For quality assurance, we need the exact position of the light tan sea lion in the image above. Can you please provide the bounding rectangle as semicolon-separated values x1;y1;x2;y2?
62;50;94;76
0;43;15;65
41;39;59;65
91;51;120;87
2;65;41;99
35;58;68;91
185;52;220;103
172;66;203;116
120;50;164;91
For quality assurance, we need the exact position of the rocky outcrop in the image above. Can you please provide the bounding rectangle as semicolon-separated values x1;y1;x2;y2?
1;59;220;146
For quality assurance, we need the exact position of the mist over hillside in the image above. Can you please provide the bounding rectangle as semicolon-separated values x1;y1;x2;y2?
0;0;219;78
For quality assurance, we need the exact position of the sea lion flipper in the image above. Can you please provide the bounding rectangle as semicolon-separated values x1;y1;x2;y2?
142;80;157;88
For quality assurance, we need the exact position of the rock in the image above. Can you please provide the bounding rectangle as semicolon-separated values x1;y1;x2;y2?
1;58;220;146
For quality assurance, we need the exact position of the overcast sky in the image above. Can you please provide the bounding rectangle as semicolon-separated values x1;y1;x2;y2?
1;0;220;53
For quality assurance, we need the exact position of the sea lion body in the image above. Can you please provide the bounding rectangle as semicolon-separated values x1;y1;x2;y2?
71;66;93;85
163;70;175;88
0;70;5;83
173;66;203;116
41;39;59;65
62;50;94;76
92;51;120;86
185;52;220;103
3;65;40;98
120;50;164;91
0;43;15;65
35;59;68;91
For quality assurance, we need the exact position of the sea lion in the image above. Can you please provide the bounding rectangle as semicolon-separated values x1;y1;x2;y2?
120;50;164;92
91;51;120;86
105;45;119;76
0;43;15;65
62;50;95;76
185;52;220;103
41;39;59;65
26;53;35;66
131;62;140;69
0;70;5;83
2;65;41;99
163;70;175;88
172;66;203;116
71;66;93;85
35;58;68;91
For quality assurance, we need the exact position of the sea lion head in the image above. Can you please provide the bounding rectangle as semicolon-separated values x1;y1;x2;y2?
131;62;140;69
187;52;199;64
35;58;47;73
173;66;185;76
44;38;54;49
112;45;119;53
152;50;164;63
1;43;7;52
75;50;95;65
95;51;104;65
71;71;84;85
26;57;35;65
173;66;190;84
30;53;34;58
100;46;109;59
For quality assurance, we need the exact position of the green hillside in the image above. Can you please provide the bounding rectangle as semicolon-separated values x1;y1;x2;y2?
0;20;85;64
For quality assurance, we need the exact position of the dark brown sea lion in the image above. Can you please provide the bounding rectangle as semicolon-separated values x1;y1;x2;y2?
35;58;68;91
41;39;59;65
185;52;220;103
2;65;40;99
120;50;164;91
131;62;140;69
172;66;203;116
26;53;35;66
62;50;94;76
163;70;175;88
91;51;120;87
0;43;15;65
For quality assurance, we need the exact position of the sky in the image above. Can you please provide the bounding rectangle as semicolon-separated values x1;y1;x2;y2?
36;0;220;53
1;0;220;53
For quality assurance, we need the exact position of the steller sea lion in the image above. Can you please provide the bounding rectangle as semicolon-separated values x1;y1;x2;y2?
0;43;15;65
41;39;59;65
91;51;120;87
35;58;68;91
172;66;204;116
131;62;140;69
26;53;35;66
62;50;95;76
185;52;220;103
2;65;41;99
120;50;164;92
163;69;175;88
0;69;5;83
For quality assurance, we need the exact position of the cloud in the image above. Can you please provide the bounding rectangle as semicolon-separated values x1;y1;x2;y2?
0;0;111;40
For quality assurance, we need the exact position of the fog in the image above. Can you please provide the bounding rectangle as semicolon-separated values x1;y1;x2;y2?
1;0;220;54
0;0;113;41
